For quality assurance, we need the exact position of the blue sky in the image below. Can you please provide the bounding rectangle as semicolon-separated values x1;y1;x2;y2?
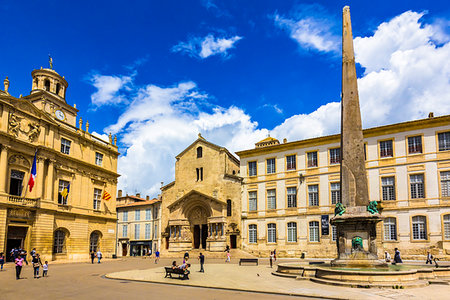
1;1;449;196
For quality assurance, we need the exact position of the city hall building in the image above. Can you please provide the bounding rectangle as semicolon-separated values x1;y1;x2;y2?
0;66;119;261
236;115;450;259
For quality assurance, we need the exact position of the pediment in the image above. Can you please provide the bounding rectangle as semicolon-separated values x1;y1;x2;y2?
167;190;225;211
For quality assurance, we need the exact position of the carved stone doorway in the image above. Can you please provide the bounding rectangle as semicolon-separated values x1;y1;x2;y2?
193;224;208;249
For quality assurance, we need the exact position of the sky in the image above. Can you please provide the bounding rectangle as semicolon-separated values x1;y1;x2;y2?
1;1;449;197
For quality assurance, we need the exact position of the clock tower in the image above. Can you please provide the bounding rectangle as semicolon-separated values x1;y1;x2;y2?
25;66;78;126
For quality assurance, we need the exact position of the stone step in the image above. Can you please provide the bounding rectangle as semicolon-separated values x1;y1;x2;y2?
310;277;429;289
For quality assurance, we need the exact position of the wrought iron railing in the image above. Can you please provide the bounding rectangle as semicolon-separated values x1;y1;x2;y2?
7;195;39;207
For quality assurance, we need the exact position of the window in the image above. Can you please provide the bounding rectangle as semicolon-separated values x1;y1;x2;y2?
267;189;276;210
441;171;450;197
384;217;397;241
93;188;102;210
196;167;203;181
267;223;276;243
287;187;297;208
382;177;396;200
153;206;158;219
145;223;151;239
379;140;393;158
44;79;50;91
58;180;70;205
55;83;61;95
364;144;367;160
248;161;257;176
331;225;337;241
53;230;65;254
412;216;427;240
249;224;257;244
329;148;341;164
287;222;297;242
286;155;296;170
249;191;257;211
123;211;128;221
438;132;450;151
308;185;319;206
154;224;158;239
135;224;140;239
307;152;318;167
9;170;24;196
410;174;425;199
146;208;151;220
135;209;140;221
61;138;71;155
227;199;232;216
309;221;320;242
122;225;128;237
408;136;422;154
267;158;276;174
330;182;341;204
197;146;202;158
95;152;103;166
444;215;450;240
89;232;99;252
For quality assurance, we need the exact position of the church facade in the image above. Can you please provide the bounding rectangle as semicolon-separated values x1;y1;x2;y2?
0;66;119;261
160;135;242;252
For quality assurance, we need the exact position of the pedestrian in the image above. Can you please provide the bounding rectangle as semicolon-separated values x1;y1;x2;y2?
11;247;19;260
393;248;403;264
21;250;29;265
96;249;102;263
15;255;24;279
32;254;42;278
90;251;95;264
385;251;391;262
426;252;433;264
269;251;274;268
273;249;277;261
42;261;49;277
225;250;231;263
198;252;205;272
224;245;230;252
31;248;36;259
0;252;4;271
183;251;189;263
155;250;160;264
172;260;178;269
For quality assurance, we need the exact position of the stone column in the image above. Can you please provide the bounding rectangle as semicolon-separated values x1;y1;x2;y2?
35;156;45;199
0;145;9;193
45;159;55;201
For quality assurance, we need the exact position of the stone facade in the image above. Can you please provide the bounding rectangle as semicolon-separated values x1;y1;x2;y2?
160;135;241;252
116;193;162;257
0;67;119;262
236;115;450;260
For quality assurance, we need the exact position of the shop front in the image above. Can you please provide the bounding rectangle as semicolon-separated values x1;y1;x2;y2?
129;241;152;256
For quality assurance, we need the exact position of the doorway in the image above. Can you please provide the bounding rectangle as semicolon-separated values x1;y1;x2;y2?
193;225;200;248
201;224;208;249
122;243;128;256
230;235;237;249
193;224;208;249
6;226;28;261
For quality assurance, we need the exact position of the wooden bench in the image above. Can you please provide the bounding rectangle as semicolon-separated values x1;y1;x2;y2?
239;258;258;266
164;267;190;280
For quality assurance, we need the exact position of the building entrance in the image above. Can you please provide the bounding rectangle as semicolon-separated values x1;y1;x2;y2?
6;226;28;261
122;243;128;256
193;224;208;249
230;234;237;249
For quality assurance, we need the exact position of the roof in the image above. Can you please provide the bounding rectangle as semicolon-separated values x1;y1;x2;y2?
117;199;161;208
175;136;239;165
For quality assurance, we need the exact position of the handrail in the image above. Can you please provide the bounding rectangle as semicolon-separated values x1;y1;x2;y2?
7;195;40;207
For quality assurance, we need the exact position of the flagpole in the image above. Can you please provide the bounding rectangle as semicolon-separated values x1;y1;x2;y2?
24;149;38;198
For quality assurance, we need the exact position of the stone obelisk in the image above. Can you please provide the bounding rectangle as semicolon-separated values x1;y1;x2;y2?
331;6;386;268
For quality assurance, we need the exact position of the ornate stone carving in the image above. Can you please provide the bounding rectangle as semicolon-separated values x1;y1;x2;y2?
27;122;41;142
8;112;41;142
8;154;30;168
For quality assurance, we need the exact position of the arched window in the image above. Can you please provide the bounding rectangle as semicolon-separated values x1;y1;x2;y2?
34;78;39;89
384;217;397;241
56;83;61;95
227;200;232;216
287;222;297;242
412;216;427;240
309;221;320;242
267;223;276;243
248;224;257;244
44;79;51;91
443;215;450;240
197;146;203;158
89;231;100;252
53;230;66;253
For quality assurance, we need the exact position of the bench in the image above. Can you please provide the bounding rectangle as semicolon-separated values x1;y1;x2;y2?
239;258;258;266
164;267;189;280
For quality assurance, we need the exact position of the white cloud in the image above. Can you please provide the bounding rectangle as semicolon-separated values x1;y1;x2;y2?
172;34;242;59
93;10;450;197
274;14;339;53
89;74;132;107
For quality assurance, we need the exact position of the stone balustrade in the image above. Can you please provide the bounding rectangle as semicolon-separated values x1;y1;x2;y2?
7;195;40;207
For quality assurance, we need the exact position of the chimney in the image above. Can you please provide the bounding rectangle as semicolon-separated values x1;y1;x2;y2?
118;190;122;197
428;112;434;118
136;193;141;198
146;195;150;200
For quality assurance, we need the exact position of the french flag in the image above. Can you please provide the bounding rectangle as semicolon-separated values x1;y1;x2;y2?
28;152;37;192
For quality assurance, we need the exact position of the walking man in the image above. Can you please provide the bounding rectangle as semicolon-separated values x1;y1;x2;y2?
90;251;95;264
155;250;160;264
96;249;102;264
198;252;205;272
426;252;433;264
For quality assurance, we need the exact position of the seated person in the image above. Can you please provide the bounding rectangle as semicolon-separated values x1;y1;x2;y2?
172;261;178;269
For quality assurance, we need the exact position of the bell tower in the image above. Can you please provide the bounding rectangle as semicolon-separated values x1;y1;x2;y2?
31;67;68;101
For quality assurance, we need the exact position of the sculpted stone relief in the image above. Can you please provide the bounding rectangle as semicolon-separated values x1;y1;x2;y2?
8;112;41;142
8;154;31;168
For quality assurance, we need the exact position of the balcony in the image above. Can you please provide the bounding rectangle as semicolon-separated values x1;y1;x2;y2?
7;195;40;207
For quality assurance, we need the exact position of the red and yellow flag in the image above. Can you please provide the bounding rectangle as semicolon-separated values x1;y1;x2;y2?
102;191;112;201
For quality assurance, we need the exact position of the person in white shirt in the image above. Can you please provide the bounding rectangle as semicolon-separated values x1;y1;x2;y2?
96;250;102;264
42;261;49;277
